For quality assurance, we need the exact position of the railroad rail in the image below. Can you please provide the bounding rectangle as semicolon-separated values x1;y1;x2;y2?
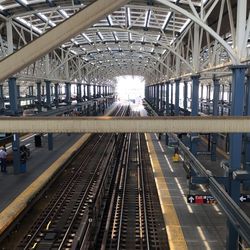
10;105;128;249
95;111;169;249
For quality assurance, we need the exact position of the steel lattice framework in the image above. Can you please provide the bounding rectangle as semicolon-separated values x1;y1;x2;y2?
0;0;249;93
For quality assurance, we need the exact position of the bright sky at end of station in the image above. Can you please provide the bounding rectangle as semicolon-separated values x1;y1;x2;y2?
116;75;145;101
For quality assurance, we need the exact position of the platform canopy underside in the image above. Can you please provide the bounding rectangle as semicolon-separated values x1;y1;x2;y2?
0;0;249;89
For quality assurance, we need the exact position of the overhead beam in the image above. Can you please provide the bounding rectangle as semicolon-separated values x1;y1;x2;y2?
0;0;129;82
0;117;249;133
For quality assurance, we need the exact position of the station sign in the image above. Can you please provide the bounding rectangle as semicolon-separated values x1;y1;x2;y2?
187;194;250;204
239;194;250;203
187;195;217;204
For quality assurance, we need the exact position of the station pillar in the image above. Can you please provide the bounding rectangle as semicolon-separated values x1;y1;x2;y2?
36;82;42;112
220;84;225;116
45;80;51;108
175;78;181;116
211;77;220;161
183;81;188;115
207;85;211;114
227;65;247;250
93;85;96;99
165;81;170;115
8;77;21;174
170;82;173;115
77;83;82;102
190;74;200;156
65;82;71;104
156;84;160;112
54;83;59;107
86;84;90;100
0;85;3;109
243;70;250;190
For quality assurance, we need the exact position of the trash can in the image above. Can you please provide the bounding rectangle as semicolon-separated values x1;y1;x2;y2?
34;135;42;147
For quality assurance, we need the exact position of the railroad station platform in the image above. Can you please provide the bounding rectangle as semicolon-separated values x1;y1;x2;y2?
146;132;227;249
0;104;116;237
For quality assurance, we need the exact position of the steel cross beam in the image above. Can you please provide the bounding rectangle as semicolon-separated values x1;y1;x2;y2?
0;0;129;82
0;116;249;133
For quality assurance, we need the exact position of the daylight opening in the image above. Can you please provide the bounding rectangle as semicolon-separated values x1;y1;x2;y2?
115;75;145;105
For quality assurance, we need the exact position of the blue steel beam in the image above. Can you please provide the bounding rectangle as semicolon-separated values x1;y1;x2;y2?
170;82;173;115
175;78;181;115
165;81;170;115
183;81;188;114
228;65;247;250
244;72;250;190
211;77;220;161
65;82;71;103
36;82;42;112
45;80;51;107
8;77;21;174
54;83;59;107
190;74;200;156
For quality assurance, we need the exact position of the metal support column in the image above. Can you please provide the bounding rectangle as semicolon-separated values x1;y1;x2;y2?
36;82;42;112
45;80;51;108
93;85;96;99
170;82;173;115
77;83;82;102
207;85;211;114
156;84;160;112
8;77;18;116
183;81;188;114
87;84;90;100
165;81;170;115
65;82;71;104
190;74;200;156
200;84;204;113
0;85;3;109
175;78;180;115
227;65;247;250
211;77;220;161
243;71;250;190
8;77;20;174
54;83;59;107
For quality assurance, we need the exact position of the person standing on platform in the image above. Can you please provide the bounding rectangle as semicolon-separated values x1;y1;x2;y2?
0;147;7;173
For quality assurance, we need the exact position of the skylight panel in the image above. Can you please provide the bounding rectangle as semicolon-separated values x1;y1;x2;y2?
82;33;92;43
0;5;4;10
144;10;151;28
179;18;191;33
107;15;113;25
127;7;131;27
97;31;104;41
18;0;28;5
59;9;69;19
37;13;56;27
161;12;171;30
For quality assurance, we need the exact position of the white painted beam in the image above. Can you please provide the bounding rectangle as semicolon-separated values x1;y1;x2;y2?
0;0;129;82
0;117;249;133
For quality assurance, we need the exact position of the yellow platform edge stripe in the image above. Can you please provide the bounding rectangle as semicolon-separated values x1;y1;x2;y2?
0;133;91;235
145;133;188;250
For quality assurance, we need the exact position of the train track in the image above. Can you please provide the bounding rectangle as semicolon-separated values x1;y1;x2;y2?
96;112;169;250
2;106;169;249
15;106;128;249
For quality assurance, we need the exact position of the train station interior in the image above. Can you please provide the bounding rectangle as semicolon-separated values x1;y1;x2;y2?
0;0;250;249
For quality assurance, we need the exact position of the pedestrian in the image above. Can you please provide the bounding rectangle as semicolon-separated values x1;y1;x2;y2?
0;146;7;173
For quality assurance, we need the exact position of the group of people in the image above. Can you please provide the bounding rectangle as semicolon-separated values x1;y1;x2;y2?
0;146;7;173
